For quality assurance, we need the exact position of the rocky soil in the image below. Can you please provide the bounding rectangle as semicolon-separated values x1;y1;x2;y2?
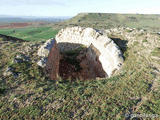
0;27;160;119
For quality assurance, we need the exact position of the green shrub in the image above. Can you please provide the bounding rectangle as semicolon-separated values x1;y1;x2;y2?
142;39;148;42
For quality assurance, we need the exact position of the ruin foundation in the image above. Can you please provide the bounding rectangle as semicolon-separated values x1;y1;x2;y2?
38;27;124;80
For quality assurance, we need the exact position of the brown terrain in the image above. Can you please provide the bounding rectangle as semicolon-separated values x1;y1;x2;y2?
0;23;32;29
0;22;48;29
59;48;106;81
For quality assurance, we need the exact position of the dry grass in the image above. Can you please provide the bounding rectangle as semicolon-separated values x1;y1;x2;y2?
0;28;160;119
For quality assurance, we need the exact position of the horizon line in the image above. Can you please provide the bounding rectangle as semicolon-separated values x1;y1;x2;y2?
1;12;160;17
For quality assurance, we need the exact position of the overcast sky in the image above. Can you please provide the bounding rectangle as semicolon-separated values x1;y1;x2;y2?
0;0;160;17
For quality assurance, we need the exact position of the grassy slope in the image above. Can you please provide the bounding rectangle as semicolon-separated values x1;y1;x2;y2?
0;28;160;119
0;13;160;119
66;13;160;31
0;26;59;42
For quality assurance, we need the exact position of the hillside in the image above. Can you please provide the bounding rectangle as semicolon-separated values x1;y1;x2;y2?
0;27;160;119
1;13;160;42
65;13;160;31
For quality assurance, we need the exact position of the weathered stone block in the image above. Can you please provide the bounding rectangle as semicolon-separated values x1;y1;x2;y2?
45;40;60;80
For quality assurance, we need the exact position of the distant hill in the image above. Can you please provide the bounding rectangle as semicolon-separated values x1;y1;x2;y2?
66;13;160;31
0;15;71;23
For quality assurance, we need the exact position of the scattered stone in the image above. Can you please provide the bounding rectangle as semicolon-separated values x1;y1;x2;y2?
3;67;13;76
3;66;20;78
13;54;30;63
37;38;55;57
14;58;23;63
24;46;32;53
139;29;145;33
105;29;111;34
37;38;55;68
37;58;47;68
13;73;20;78
126;27;133;32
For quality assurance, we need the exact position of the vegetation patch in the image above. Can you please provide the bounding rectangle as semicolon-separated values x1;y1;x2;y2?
0;37;3;41
0;36;158;119
151;47;160;57
0;88;5;94
66;13;160;31
142;39;148;42
0;27;59;42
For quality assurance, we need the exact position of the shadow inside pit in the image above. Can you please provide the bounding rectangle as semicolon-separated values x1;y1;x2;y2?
109;37;128;59
57;42;85;52
57;42;106;81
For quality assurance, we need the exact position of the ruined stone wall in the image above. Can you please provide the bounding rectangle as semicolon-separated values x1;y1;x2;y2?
45;40;60;80
37;39;60;80
56;27;124;77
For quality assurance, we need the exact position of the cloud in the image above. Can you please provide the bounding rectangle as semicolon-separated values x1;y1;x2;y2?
0;0;66;6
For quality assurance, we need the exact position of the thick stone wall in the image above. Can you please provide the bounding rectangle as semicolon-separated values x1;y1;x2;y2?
56;27;124;77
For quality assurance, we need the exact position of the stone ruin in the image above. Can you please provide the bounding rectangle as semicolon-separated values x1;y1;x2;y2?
37;27;124;80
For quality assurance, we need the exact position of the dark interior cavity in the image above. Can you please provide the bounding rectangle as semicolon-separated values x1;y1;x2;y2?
58;43;106;80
